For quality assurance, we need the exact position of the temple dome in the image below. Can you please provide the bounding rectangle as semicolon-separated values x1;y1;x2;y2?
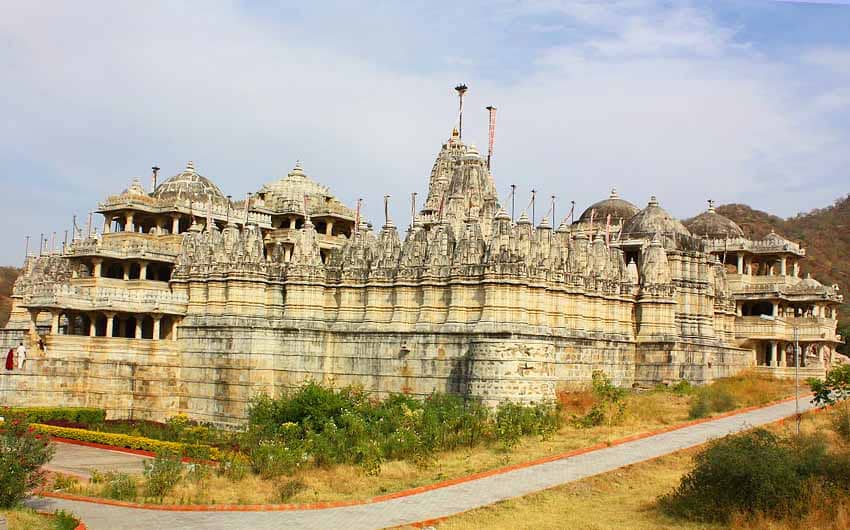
153;161;228;205
259;161;332;202
578;189;640;224
684;201;744;239
622;196;691;238
257;162;356;219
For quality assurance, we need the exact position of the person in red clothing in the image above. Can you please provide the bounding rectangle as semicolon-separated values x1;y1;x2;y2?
4;347;13;370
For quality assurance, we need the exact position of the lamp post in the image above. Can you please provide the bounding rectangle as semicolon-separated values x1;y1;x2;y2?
760;314;800;436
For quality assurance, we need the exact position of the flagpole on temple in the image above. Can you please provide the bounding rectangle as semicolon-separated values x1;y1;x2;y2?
455;84;468;140
384;194;390;227
410;192;417;229
511;184;516;223
24;235;30;259
570;201;575;225
531;190;537;225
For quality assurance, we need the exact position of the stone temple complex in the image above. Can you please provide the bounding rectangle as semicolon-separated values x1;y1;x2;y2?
0;126;844;426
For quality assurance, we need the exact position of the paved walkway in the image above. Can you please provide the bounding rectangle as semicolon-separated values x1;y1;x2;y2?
44;442;149;479
28;398;814;530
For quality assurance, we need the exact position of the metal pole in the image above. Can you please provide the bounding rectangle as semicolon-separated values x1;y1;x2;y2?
25;235;30;259
531;190;536;226
795;325;800;437
39;233;43;256
411;192;417;228
511;184;516;223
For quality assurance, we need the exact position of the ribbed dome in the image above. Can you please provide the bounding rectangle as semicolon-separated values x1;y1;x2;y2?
153;161;228;205
259;161;332;202
578;188;640;224
622;196;691;238
684;201;744;239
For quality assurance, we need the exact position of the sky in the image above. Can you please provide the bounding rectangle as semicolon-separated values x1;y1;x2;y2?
1;0;849;265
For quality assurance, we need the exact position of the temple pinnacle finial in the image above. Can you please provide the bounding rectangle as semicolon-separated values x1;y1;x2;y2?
708;199;716;212
455;83;468;140
648;195;659;207
610;188;618;199
186;161;195;173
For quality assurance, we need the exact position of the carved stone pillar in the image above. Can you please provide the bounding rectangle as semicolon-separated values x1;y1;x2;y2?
770;341;778;367
123;262;130;281
171;214;181;235
27;309;40;339
92;257;103;278
89;314;97;337
737;253;744;275
126;212;135;232
104;312;116;338
152;314;162;341
780;257;787;276
139;260;149;281
102;215;111;234
50;310;61;335
326;220;334;236
135;318;143;339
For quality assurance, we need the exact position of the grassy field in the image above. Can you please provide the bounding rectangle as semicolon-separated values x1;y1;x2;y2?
0;507;72;530
425;407;849;530
58;372;795;505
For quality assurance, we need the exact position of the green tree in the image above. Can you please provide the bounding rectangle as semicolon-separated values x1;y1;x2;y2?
809;364;850;436
0;410;55;507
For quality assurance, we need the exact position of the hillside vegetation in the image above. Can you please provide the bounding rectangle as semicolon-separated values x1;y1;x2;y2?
717;194;850;348
0;266;19;327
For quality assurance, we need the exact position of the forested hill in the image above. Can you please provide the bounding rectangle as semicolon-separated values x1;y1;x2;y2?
717;194;850;335
0;267;20;327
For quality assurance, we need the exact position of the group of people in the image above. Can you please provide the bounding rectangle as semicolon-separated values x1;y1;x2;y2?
4;342;27;371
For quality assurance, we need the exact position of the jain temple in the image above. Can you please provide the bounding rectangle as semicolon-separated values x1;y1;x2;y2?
0;122;844;425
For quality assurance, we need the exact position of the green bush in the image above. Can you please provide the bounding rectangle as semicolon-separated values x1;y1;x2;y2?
659;429;829;522
217;451;249;481
0;411;55;508
98;472;137;501
143;451;183;500
53;509;81;530
250;440;306;478
4;407;105;426
244;382;562;475
688;386;737;419
573;371;626;428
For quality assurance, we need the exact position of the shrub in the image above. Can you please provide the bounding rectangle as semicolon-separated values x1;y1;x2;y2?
688;386;737;419
28;423;222;461
495;402;561;449
54;509;81;530
143;451;184;500
810;364;850;437
277;479;307;502
659;429;825;522
51;473;79;492
217;451;249;481
671;380;693;396
573;371;626;428
100;472;137;501
3;407;105;426
831;407;850;442
245;382;566;475
250;440;305;478
0;411;55;508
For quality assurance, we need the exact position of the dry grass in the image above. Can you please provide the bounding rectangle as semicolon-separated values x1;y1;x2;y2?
66;374;796;505
426;405;847;530
0;507;59;530
423;450;717;530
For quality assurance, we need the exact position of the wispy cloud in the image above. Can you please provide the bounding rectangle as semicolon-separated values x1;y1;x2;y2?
0;1;848;264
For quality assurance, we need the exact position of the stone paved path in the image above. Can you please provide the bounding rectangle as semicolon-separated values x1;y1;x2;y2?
28;398;814;530
45;442;149;479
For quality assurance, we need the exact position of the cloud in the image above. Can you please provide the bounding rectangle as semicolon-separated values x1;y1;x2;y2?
0;1;848;264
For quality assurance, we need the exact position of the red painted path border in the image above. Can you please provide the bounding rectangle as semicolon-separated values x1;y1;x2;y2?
37;394;809;513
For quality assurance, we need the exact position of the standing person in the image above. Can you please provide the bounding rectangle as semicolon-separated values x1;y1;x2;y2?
4;347;13;370
15;342;27;370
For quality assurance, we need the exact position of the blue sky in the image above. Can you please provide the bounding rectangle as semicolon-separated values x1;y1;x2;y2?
1;1;849;265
